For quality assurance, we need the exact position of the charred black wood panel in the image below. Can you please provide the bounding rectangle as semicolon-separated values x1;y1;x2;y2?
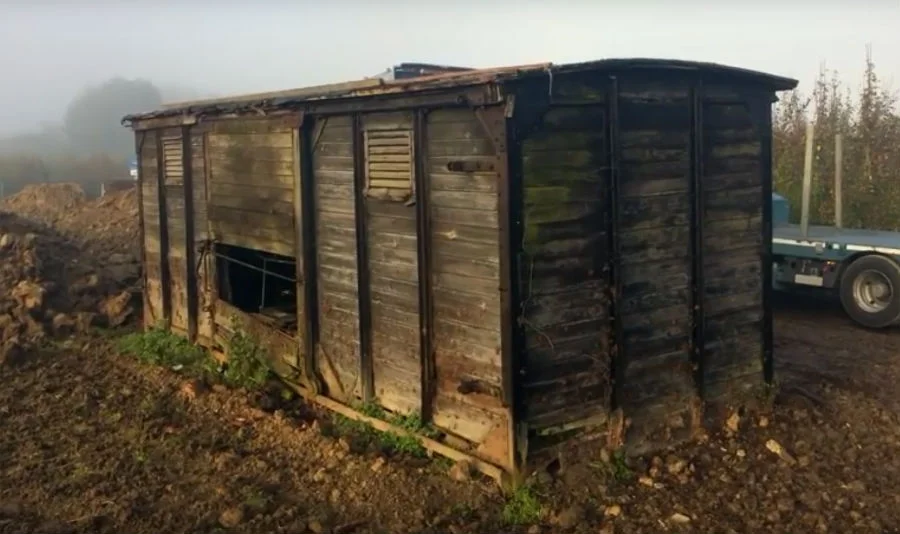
516;74;612;446
612;76;696;450
700;87;767;402
688;83;706;399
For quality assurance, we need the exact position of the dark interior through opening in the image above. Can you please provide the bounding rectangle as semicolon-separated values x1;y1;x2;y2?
215;242;297;333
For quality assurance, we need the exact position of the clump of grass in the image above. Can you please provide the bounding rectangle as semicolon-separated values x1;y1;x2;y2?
118;326;209;371
502;484;543;525
222;323;270;390
331;402;437;457
608;449;633;482
118;320;270;392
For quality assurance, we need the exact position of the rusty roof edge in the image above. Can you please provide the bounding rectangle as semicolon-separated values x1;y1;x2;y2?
158;77;387;110
122;58;798;125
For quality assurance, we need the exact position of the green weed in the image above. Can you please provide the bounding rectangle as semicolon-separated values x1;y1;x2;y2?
609;449;633;482
221;323;270;390
332;402;437;458
118;326;208;370
501;484;542;525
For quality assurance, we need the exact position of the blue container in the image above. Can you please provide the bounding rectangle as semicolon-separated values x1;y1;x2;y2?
772;193;790;227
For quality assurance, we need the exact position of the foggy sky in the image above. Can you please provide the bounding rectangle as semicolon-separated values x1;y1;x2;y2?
1;0;898;135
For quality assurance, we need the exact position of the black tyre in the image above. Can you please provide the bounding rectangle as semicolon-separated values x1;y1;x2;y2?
839;254;900;329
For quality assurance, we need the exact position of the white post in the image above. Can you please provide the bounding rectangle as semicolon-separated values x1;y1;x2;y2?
801;121;815;238
834;133;843;229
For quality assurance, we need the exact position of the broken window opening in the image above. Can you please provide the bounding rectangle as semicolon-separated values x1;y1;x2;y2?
214;243;297;333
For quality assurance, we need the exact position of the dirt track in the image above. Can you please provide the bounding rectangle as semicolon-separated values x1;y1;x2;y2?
2;184;900;533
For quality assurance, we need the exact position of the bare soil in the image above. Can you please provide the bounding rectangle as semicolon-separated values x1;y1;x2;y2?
0;185;138;363
2;183;900;534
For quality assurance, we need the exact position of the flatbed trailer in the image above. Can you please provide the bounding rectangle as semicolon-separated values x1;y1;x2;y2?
771;123;900;328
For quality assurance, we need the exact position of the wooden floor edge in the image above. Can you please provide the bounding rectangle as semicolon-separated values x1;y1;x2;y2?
281;379;509;487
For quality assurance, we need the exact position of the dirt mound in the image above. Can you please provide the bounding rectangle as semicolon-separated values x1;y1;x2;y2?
0;182;140;263
0;183;88;226
0;211;136;365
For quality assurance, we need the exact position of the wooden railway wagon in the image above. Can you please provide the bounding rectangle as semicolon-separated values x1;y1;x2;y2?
122;58;796;482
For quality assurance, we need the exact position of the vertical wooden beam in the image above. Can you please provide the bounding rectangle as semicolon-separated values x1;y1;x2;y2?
352;114;374;402
156;132;172;328
291;113;306;374
606;77;625;411
413;109;435;422
834;133;843;229
760;99;775;385
300;116;323;395
182;126;198;342
134;131;148;330
688;81;707;399
201;131;219;310
501;95;529;475
475;102;520;472
800;121;815;238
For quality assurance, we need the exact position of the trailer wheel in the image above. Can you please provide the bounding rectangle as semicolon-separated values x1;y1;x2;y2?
839;254;900;328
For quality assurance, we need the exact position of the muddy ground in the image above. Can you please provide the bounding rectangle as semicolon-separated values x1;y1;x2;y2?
2;298;899;534
2;184;900;534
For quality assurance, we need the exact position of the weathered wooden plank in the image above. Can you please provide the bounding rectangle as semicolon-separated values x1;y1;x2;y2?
619;193;690;229
431;206;499;229
316;195;356;216
208;158;294;180
428;139;496;158
313;115;361;402
207;182;293;200
619;101;690;132
207;205;294;230
208;194;294;217
618;225;691;265
315;168;355;186
362;111;414;131
522;149;599;172
428;171;499;193
207;132;293;148
203;117;295;135
705;291;762;318
211;233;292;257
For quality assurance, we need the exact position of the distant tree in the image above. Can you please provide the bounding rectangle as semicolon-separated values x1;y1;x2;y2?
62;77;162;158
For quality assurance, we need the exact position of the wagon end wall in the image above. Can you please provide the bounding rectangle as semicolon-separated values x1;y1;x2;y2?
508;70;778;468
